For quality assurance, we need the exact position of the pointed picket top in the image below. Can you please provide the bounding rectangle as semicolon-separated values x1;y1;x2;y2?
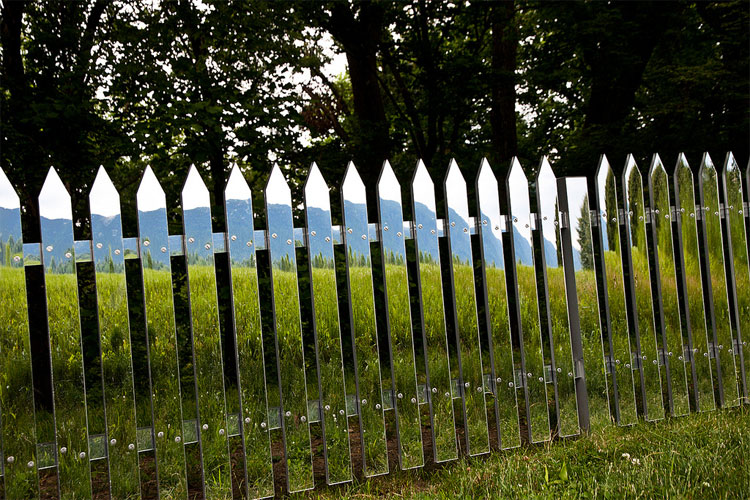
507;156;528;190
535;156;557;205
39;167;73;221
675;152;690;173
476;158;497;189
266;164;292;206
700;152;716;177
444;158;467;191
90;166;121;218
596;154;612;191
225;165;252;202
648;153;666;179
304;162;331;211
137;166;167;212
342;161;366;201
0;166;20;210
377;160;401;200
624;154;640;181
182;165;211;210
412;159;434;193
723;151;738;173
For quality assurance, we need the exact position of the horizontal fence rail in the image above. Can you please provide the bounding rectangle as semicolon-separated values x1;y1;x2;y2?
0;152;748;499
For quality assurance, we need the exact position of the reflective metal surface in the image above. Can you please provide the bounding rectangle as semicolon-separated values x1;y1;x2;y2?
136;167;188;498
180;167;232;498
38;168;92;499
506;158;550;443
475;159;521;449
341;163;388;477
647;155;689;416
377;161;423;468
534;159;578;437
623;156;664;421
722;153;750;403
304;164;353;482
224;166;274;498
673;154;715;412
0;167;39;498
594;157;637;425
698;154;740;408
265;166;314;491
411;160;458;462
89;168;140;499
559;177;609;429
443;160;490;455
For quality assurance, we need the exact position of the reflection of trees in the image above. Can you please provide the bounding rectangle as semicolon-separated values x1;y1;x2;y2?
418;249;437;265
383;249;405;266
626;170;645;249
347;246;371;267
604;169;619;253
310;251;334;269
576;194;594;270
1;235;23;266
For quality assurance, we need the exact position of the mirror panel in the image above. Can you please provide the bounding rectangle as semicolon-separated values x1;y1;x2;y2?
341;163;388;477
623;157;664;421
304;164;353;482
181;167;231;498
377;161;423;468
535;159;579;437
698;154;740;408
722;153;750;402
594;158;637;425
0;167;39;498
506;158;550;443
265;166;314;491
673;155;715;411
444;160;490;455
224;166;274;498
648;156;690;416
411;161;458;462
136;167;188;498
89;168;140;499
475;160;520;449
560;177;609;430
38;168;92;498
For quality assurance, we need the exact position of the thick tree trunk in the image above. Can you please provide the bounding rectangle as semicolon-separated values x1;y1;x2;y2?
489;1;518;167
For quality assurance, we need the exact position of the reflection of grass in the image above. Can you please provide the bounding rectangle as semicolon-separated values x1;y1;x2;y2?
0;266;39;498
309;265;352;482
142;267;188;497
269;268;314;490
45;271;93;499
515;263;550;443
227;264;274;498
345;263;388;476
416;261;457;462
450;261;489;454
383;263;423;468
484;266;521;450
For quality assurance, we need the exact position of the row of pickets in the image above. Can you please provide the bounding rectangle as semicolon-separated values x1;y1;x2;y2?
0;151;748;499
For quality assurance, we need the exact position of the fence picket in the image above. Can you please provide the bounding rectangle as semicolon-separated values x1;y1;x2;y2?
89;167;141;499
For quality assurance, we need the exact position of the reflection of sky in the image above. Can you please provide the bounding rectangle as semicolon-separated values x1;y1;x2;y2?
182;166;211;211
378;161;401;204
477;161;504;269
445;162;472;265
137;167;167;213
90;167;121;218
225;167;255;266
40;216;74;272
564;178;588;253
508;159;531;242
0;168;20;210
39;168;73;221
305;163;331;210
537;160;560;267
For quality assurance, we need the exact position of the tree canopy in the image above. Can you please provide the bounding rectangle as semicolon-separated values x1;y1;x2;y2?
1;0;747;234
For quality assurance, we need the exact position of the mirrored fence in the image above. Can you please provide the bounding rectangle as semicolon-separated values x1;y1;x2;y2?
1;152;748;498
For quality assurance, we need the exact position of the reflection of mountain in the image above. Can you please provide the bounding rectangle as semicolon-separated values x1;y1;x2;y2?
91;213;125;273
40;216;75;273
447;207;472;265
226;198;252;227
0;207;22;241
512;225;533;266
479;217;504;270
138;208;169;270
543;237;558;268
571;246;582;271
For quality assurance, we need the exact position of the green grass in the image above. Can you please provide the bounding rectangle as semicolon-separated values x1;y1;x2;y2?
297;405;750;499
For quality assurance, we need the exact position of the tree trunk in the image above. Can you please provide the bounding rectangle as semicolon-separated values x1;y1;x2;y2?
489;1;518;167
